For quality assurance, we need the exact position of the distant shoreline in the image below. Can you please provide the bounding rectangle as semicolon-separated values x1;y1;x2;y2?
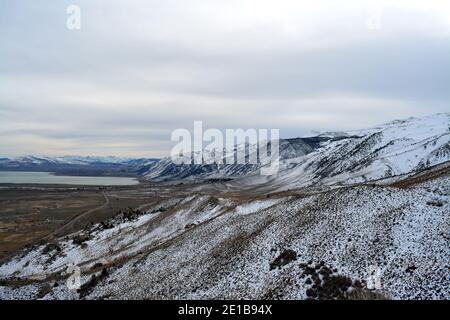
0;171;141;187
0;168;139;178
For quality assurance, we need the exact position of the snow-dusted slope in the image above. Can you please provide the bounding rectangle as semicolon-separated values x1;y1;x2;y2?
0;169;448;300
142;138;323;181
142;114;449;188
262;113;450;191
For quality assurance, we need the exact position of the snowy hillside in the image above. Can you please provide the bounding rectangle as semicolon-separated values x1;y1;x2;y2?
142;113;450;191
0;165;448;300
142;137;341;181
264;113;450;191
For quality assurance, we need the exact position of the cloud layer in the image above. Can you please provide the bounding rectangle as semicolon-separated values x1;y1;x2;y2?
1;0;449;157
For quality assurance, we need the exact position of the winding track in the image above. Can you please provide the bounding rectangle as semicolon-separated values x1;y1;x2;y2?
42;191;110;240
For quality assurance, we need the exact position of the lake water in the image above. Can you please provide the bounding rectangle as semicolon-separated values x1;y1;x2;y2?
0;171;140;186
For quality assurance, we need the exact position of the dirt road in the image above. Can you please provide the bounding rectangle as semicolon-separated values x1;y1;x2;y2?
43;191;110;240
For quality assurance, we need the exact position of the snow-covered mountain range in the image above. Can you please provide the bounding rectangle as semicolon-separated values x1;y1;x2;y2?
0;156;158;177
3;113;448;186
142;113;450;190
0;155;148;167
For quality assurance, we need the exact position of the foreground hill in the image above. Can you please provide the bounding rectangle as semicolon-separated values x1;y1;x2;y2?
0;162;448;300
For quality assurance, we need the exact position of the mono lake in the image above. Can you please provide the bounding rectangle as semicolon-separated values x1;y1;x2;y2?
0;171;140;186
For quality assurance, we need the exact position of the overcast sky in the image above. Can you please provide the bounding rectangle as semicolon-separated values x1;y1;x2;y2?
1;0;449;157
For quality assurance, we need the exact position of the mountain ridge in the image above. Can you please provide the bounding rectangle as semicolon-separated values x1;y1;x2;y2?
1;113;448;185
142;113;450;190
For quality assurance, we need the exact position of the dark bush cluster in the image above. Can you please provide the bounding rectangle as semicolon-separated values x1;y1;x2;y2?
77;268;109;299
72;234;91;247
41;243;62;254
269;249;298;270
300;261;384;300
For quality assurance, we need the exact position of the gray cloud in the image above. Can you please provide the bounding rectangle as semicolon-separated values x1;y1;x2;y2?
1;0;449;157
